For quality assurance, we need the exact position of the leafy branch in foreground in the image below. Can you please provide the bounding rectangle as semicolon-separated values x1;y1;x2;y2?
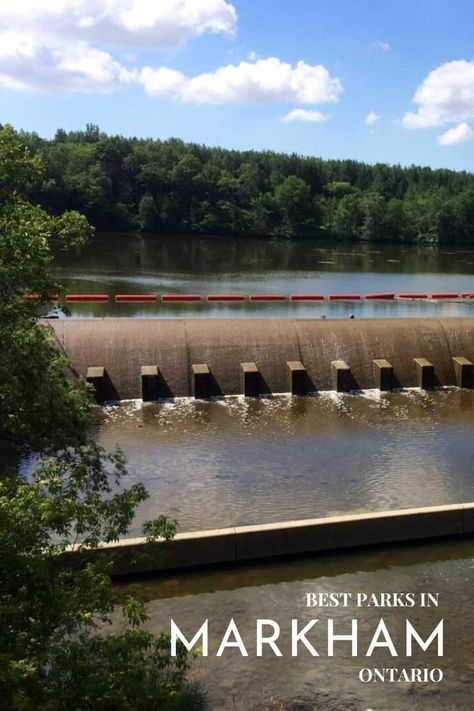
0;125;206;710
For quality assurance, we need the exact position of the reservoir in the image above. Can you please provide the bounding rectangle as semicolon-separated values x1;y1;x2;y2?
52;235;474;318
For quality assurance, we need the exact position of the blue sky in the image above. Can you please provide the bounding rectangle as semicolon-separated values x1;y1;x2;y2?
1;0;474;170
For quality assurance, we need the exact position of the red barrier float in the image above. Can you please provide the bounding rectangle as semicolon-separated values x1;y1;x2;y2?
430;292;458;299
161;294;201;302
115;294;156;302
328;294;361;300
207;294;245;302
65;294;109;302
26;294;59;301
364;292;395;300
460;292;474;298
397;293;428;299
290;294;324;301
249;294;286;302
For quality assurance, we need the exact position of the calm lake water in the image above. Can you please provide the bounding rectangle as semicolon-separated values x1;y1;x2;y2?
52;235;474;318
113;537;474;710
95;388;474;537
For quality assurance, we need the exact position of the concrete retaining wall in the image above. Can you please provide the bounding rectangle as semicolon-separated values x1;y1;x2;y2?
48;317;474;400
63;503;474;577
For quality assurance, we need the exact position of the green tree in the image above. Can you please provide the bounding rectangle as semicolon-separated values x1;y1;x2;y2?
274;175;311;236
0;125;206;710
331;193;364;240
138;194;161;233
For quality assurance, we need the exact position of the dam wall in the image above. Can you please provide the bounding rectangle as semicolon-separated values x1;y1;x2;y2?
48;317;474;400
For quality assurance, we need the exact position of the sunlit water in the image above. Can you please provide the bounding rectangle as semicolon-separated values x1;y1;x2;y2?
51;235;474;318
94;388;474;537
113;537;474;710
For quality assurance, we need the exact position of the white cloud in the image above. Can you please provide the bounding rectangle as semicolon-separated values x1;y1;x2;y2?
0;0;237;93
0;0;238;49
373;40;390;51
402;60;474;128
0;31;136;93
140;58;342;105
281;108;330;123
0;1;341;109
437;122;474;145
364;111;380;126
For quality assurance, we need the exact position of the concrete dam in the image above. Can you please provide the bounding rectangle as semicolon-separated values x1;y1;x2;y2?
48;317;474;402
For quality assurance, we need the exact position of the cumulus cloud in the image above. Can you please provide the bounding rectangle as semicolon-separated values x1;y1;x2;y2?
140;57;342;105
281;108;330;123
0;0;237;93
364;111;380;126
437;122;474;145
402;60;474;128
0;0;238;49
0;30;136;93
0;1;342;109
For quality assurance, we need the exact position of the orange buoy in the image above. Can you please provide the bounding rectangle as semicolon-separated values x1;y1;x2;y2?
65;294;109;302
115;294;156;302
207;294;245;302
26;294;59;301
161;294;201;302
290;294;324;301
249;294;286;301
364;292;395;300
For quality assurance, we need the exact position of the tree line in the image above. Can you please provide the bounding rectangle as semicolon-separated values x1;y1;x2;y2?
17;123;474;243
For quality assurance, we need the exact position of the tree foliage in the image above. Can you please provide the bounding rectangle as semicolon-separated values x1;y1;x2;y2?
0;125;206;710
14;123;474;243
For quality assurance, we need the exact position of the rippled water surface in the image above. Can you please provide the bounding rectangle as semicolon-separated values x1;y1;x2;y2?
114;537;474;710
95;388;474;536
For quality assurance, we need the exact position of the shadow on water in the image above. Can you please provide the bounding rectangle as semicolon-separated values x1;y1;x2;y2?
114;536;474;600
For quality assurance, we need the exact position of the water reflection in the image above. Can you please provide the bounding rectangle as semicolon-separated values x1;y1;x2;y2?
113;537;474;710
51;235;474;318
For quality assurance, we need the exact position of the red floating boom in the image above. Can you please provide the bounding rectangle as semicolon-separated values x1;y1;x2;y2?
65;294;109;302
397;293;428;299
328;294;361;300
26;294;59;301
207;294;245;302
460;292;474;298
161;294;201;302
364;292;395;300
290;294;324;301
430;292;458;299
115;294;156;302
249;294;286;301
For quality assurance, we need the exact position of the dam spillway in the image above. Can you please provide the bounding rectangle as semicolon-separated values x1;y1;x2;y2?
48;317;474;401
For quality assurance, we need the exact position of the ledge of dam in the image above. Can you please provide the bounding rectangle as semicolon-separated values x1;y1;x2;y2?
62;503;474;576
48;317;474;400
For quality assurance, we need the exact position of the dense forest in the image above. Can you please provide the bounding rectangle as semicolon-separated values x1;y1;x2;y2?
15;123;474;243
